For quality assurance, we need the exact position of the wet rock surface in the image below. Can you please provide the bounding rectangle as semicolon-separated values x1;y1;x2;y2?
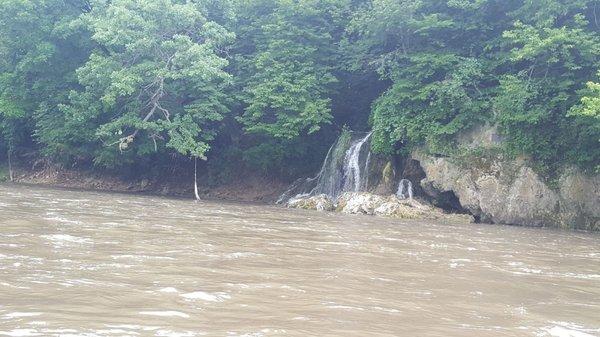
287;192;473;223
288;194;335;211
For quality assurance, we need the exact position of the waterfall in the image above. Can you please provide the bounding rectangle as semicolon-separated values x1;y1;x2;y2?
343;132;372;193
364;151;371;191
277;131;374;203
396;179;413;200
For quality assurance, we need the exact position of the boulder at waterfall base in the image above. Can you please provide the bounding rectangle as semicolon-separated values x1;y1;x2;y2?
288;194;335;211
287;192;473;223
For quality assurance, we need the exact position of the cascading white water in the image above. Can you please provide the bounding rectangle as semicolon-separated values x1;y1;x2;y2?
397;179;413;200
277;131;374;203
343;132;373;193
364;151;371;191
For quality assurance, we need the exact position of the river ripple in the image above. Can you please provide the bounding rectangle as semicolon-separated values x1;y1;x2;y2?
0;184;599;337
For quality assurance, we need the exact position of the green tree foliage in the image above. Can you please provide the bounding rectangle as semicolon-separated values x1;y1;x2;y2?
569;71;600;171
345;0;496;154
495;1;600;171
0;0;91;157
346;0;599;172
64;0;234;166
575;77;600;120
0;0;598;178
232;0;347;139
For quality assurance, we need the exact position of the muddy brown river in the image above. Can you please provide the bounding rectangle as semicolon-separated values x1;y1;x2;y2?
0;184;599;337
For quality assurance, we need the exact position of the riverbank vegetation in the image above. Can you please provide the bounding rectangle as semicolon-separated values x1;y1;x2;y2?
1;0;599;184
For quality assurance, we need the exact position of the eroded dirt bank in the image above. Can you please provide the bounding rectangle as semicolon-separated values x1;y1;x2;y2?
6;164;288;203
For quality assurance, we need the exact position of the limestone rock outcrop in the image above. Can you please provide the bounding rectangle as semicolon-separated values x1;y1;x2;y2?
413;152;600;230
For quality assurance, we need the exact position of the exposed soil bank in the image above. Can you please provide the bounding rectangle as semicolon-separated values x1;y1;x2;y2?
6;163;288;203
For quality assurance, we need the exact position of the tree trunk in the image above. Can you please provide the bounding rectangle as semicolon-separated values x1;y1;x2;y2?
7;149;13;182
194;157;201;201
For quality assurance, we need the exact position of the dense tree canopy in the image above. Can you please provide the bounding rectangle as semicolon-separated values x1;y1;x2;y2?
0;0;598;178
70;0;233;165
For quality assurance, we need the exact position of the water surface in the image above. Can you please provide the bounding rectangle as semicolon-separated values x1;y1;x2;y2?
0;184;599;337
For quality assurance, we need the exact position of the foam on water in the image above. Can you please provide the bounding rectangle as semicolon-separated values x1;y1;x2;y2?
105;324;160;331
181;291;231;302
155;330;198;337
41;234;92;245
158;287;179;293
542;326;598;337
138;311;190;318
3;312;42;319
0;329;42;336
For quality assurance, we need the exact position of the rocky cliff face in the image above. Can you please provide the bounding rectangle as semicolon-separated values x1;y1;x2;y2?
412;152;600;230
